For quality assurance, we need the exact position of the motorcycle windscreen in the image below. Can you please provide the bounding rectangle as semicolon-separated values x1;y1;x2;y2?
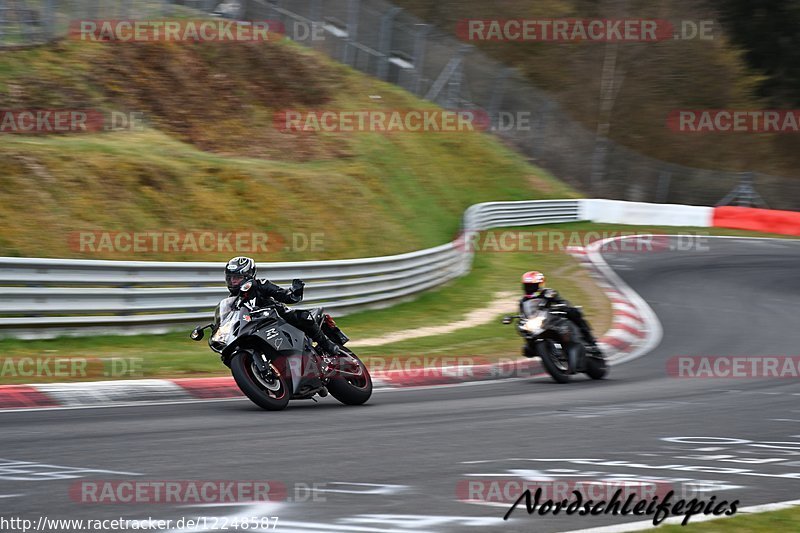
214;296;238;325
212;297;240;345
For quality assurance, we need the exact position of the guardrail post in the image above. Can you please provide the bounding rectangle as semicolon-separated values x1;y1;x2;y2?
531;100;554;159
717;171;768;208
589;136;609;193
376;7;402;80
445;44;470;108
342;0;359;65
655;170;671;203
309;0;321;23
425;44;470;106
411;23;430;96
487;68;511;131
43;0;56;40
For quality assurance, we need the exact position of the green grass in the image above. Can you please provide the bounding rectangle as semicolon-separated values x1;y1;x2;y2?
0;129;574;261
0;39;575;261
657;505;800;531
1;223;795;385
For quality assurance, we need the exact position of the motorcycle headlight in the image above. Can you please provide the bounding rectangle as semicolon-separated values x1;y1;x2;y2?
211;320;234;343
521;315;545;334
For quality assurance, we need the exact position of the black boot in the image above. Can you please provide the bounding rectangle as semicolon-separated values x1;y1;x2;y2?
580;327;602;356
314;333;340;356
301;312;341;356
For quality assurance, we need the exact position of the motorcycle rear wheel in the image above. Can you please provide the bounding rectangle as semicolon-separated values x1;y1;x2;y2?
231;352;292;411
585;355;608;380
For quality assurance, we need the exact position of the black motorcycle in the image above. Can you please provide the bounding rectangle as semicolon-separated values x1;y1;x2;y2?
191;280;372;410
503;298;607;383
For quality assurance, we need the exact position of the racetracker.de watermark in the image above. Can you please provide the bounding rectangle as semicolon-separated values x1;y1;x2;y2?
0;110;145;134
362;356;491;377
351;356;541;383
69;231;324;255
456;19;714;42
668;110;800;133
70;480;328;504
0;357;143;379
457;479;683;503
70;480;287;504
274;109;490;133
70;19;284;42
453;231;710;253
668;356;800;378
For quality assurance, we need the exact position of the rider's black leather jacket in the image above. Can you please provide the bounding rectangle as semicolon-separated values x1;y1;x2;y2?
229;279;304;308
519;288;568;313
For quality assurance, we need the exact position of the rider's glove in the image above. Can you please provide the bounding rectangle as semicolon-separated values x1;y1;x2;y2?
291;279;305;294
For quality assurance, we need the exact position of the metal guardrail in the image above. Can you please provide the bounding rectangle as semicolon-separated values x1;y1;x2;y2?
0;200;580;338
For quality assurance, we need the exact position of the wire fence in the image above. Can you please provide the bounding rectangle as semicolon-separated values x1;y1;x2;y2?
3;0;800;210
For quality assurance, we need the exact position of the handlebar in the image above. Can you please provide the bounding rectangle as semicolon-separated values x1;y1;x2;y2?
502;315;520;324
250;307;278;315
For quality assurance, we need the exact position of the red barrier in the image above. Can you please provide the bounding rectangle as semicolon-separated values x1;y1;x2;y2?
713;206;800;236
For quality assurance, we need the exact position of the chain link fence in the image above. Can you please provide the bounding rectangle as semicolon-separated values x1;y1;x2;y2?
3;0;800;210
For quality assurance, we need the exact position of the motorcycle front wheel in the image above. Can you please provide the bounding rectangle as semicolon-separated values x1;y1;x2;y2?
536;340;571;383
231;352;292;411
327;348;373;405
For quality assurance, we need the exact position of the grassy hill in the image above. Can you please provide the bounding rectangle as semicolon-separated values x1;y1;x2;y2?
0;38;575;261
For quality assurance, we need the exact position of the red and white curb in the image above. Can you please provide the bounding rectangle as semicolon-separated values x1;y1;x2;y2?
567;236;663;365
0;236;661;411
0;359;545;410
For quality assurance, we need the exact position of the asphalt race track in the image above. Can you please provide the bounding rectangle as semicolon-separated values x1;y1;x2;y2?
2;237;800;533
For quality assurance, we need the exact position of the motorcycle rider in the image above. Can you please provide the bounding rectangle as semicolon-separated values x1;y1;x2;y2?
520;271;602;355
224;256;341;356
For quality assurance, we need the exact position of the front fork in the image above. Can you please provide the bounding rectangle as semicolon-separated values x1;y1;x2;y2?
246;350;270;374
565;343;584;374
